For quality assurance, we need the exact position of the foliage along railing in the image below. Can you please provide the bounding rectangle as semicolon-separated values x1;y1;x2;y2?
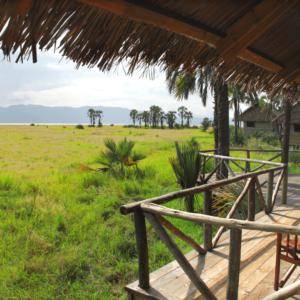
120;151;295;300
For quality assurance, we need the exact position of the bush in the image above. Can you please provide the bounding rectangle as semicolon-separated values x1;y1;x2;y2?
30;123;35;126
110;124;114;126
87;124;95;127
229;126;247;146
201;118;212;132
174;123;180;129
261;133;279;146
76;124;84;129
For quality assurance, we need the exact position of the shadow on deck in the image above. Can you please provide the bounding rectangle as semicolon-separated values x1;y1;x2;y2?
126;173;300;300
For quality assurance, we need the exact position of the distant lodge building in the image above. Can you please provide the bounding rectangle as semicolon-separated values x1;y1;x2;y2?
272;102;300;146
239;104;280;136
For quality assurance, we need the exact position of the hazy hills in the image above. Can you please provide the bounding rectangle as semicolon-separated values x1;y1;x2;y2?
0;105;204;125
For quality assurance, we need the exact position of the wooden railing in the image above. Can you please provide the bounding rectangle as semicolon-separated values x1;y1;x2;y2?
120;151;297;300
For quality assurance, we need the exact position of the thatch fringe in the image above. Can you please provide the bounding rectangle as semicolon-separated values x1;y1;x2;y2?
1;0;300;99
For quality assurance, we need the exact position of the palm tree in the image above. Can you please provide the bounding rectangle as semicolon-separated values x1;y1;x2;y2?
158;110;167;129
169;142;201;212
142;111;150;127
166;66;229;178
178;106;187;128
87;108;95;126
137;113;143;127
150;105;161;128
93;137;147;173
166;111;177;129
95;110;103;127
185;111;193;127
228;84;246;144
130;109;138;126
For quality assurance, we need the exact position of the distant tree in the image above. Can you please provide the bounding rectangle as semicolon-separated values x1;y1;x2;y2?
142;111;150;127
158;110;167;129
137;113;143;127
87;108;95;126
95;110;103;127
178;106;187;128
130;109;138;126
185;111;193;127
201;118;212;132
150;105;161;128
166;111;177;129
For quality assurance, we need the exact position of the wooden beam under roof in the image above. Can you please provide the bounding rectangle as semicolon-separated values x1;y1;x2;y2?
278;61;300;83
76;0;300;85
218;0;298;63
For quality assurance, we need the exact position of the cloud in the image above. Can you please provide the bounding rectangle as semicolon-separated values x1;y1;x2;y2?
0;48;236;120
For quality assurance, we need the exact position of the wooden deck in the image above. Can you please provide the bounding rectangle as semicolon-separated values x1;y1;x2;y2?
126;173;300;300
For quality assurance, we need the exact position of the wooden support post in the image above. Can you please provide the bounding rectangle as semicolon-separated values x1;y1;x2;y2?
203;157;206;181
281;168;288;204
245;150;250;172
144;212;217;300
203;191;212;251
134;211;149;289
226;228;242;300
248;177;255;221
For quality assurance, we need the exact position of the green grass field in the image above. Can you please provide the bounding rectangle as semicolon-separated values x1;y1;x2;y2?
0;125;298;299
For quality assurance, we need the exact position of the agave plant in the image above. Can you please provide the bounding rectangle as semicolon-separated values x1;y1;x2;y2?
169;142;200;212
213;180;263;220
93;137;147;172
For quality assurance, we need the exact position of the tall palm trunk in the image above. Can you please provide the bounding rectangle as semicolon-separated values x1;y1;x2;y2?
213;81;219;167
281;98;292;164
234;97;238;144
217;75;229;179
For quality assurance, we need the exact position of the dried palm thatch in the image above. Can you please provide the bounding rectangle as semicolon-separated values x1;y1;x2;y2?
1;0;300;99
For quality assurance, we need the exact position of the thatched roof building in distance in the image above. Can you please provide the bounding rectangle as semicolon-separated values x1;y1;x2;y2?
2;0;300;99
239;104;280;136
272;102;300;145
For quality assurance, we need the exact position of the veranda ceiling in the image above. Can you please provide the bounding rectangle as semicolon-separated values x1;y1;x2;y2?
2;0;300;98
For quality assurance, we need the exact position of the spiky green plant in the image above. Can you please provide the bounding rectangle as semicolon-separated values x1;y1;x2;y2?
213;180;263;220
169;142;200;212
93;137;147;173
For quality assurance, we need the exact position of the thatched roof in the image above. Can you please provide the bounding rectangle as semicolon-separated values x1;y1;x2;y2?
239;105;279;122
2;0;300;98
272;102;300;125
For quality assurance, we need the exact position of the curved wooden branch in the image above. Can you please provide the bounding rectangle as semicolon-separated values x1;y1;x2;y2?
231;160;245;172
141;203;300;236
255;177;268;214
204;160;221;183
156;214;206;254
272;169;286;209
251;153;282;172
262;279;300;300
144;213;217;300
120;166;284;214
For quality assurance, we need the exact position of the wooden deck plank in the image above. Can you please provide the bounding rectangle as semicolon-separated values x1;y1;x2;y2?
125;173;300;300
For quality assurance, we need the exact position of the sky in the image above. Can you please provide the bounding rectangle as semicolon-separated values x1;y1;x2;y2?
0;48;238;119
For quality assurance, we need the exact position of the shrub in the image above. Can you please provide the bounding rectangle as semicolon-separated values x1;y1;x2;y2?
262;133;279;146
174;123;180;129
229;126;247;146
110;124;114;126
87;124;95;128
30;123;35;126
201;118;212;132
76;124;84;129
169;142;200;212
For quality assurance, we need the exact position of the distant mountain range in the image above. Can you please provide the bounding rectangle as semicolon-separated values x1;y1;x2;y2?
0;105;204;125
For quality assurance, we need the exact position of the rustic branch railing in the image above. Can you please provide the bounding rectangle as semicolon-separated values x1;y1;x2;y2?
121;151;292;299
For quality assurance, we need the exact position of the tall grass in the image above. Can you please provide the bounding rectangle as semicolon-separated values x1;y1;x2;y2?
0;125;294;299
